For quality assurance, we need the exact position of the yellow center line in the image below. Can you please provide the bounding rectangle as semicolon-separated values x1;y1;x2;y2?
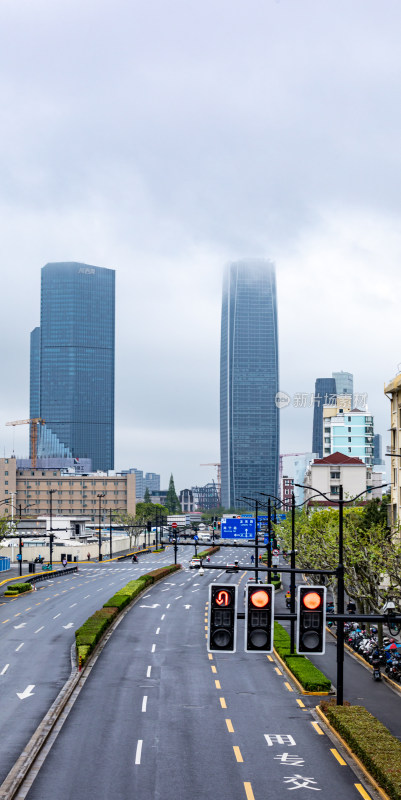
330;748;346;766
25;607;31;611
220;697;227;709
355;784;372;800
14;613;21;617
2;619;9;624
208;653;213;660
215;679;221;689
296;699;305;708
233;746;243;763
311;721;324;735
225;719;234;733
274;667;282;675
244;782;255;800
211;665;217;673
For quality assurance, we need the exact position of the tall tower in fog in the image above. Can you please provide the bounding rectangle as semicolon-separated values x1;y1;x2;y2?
220;259;279;509
30;262;115;471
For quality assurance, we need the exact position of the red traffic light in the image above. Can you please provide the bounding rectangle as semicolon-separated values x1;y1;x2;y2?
215;590;232;607
302;591;322;611
250;589;270;608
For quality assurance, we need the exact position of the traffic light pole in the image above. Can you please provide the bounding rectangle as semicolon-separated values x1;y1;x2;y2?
290;492;296;654
337;485;345;705
267;498;272;583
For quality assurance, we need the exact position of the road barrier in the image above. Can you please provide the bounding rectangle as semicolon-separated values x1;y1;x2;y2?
24;566;78;585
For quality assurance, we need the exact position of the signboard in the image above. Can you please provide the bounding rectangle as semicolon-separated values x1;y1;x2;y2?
272;555;280;566
221;518;256;539
257;515;269;532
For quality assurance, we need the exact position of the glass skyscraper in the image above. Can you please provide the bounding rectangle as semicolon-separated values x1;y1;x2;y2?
30;262;115;471
220;259;279;510
312;378;337;458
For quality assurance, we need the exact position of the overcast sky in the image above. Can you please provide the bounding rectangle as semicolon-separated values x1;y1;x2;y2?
1;0;400;490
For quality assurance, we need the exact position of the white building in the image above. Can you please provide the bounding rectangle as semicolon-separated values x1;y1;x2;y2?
304;452;377;506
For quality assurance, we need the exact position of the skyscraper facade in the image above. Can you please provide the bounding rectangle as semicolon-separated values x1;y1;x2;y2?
30;262;115;472
220;259;279;509
312;377;337;458
332;371;353;397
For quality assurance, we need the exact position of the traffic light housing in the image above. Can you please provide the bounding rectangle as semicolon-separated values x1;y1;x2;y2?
212;517;217;530
208;584;237;652
245;584;274;653
297;585;326;655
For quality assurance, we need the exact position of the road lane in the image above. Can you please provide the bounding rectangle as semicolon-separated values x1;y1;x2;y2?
20;556;376;800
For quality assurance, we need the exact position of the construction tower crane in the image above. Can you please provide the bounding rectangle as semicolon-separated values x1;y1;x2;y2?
200;463;221;504
6;418;45;469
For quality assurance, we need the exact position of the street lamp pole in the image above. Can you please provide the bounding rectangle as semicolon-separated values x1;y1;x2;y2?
290;492;296;653
97;493;105;561
49;489;56;568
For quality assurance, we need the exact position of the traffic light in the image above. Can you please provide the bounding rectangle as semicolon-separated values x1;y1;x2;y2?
20;540;24;547
212;517;217;530
245;584;274;653
147;520;152;533
297;585;326;655
208;584;237;652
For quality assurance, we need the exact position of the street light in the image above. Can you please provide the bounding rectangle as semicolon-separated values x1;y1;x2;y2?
294;480;390;705
97;493;105;561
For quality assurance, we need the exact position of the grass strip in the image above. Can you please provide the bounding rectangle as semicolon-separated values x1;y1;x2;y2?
320;700;401;800
76;564;180;666
274;622;331;692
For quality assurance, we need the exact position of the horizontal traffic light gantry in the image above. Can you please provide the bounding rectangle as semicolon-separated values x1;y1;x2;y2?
208;584;237;653
245;584;274;653
296;585;326;655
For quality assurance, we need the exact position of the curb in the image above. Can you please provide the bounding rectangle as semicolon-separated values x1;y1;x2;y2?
315;705;391;800
273;648;332;696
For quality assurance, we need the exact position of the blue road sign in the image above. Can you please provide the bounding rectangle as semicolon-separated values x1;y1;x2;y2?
221;518;256;539
193;535;199;541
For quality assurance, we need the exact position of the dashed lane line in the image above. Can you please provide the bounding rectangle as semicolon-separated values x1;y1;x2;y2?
330;748;346;766
233;746;243;763
225;719;234;733
135;740;143;765
311;721;324;735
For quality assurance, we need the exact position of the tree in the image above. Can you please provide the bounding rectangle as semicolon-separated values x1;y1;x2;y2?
165;474;181;514
135;502;168;523
112;512;140;551
0;515;15;541
144;487;151;503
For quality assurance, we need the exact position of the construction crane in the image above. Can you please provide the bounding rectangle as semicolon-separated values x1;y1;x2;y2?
200;463;221;504
6;418;45;469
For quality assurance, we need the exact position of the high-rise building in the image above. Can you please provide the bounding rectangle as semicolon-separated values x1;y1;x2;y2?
312;378;337;458
323;400;374;466
30;262;115;472
220;259;279;509
332;371;353;397
373;433;385;466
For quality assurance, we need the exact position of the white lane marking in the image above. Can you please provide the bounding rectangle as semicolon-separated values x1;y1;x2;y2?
1;664;9;675
69;603;77;608
192;589;200;593
156;627;160;635
151;644;156;652
175;596;183;599
83;595;90;599
34;626;44;634
166;604;170;609
161;589;170;592
15;643;24;652
53;613;61;619
146;666;151;677
142;696;148;712
135;740;143;764
139;604;160;609
142;594;151;599
17;684;35;700
13;623;26;629
161;614;165;620
63;623;74;629
184;605;191;609
179;582;186;586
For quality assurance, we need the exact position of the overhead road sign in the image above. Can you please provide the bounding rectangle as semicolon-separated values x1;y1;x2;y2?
221;518;256;539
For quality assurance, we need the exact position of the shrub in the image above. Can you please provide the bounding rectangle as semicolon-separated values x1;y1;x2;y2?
7;583;32;594
4;590;18;596
274;622;331;692
320;702;401;800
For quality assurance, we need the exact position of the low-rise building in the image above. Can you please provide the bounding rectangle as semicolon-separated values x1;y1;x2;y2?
304;452;374;506
0;457;136;522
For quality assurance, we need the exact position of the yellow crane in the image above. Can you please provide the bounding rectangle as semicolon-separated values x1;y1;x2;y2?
6;418;45;469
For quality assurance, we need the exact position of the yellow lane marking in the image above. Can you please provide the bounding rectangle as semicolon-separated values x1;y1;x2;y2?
330;748;346;766
25;607;32;611
274;667;282;675
204;626;208;631
215;680;221;689
2;619;9;624
311;721;324;735
244;783;255;800
284;682;293;692
211;666;217;674
35;603;41;606
208;654;213;660
296;699;305;708
14;613;21;617
226;719;234;733
220;697;227;709
44;598;50;602
233;746;243;763
267;655;274;662
355;785;372;800
205;634;207;639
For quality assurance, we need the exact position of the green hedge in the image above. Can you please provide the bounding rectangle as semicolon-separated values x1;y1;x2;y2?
76;564;180;667
7;583;32;594
320;701;401;800
274;622;331;692
197;546;220;558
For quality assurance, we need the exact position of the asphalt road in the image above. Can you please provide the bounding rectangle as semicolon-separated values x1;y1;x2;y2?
12;548;379;800
0;549;180;785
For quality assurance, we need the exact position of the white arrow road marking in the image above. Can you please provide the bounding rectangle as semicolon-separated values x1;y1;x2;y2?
184;605;192;610
1;664;9;675
63;623;74;629
13;623;26;629
17;685;35;700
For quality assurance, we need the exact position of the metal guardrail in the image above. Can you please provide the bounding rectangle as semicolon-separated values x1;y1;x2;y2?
24;566;78;585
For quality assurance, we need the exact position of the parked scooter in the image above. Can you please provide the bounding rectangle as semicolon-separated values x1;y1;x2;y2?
371;648;382;681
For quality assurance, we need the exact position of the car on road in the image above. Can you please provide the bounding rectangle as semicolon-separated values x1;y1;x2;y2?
226;561;239;573
189;558;201;569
